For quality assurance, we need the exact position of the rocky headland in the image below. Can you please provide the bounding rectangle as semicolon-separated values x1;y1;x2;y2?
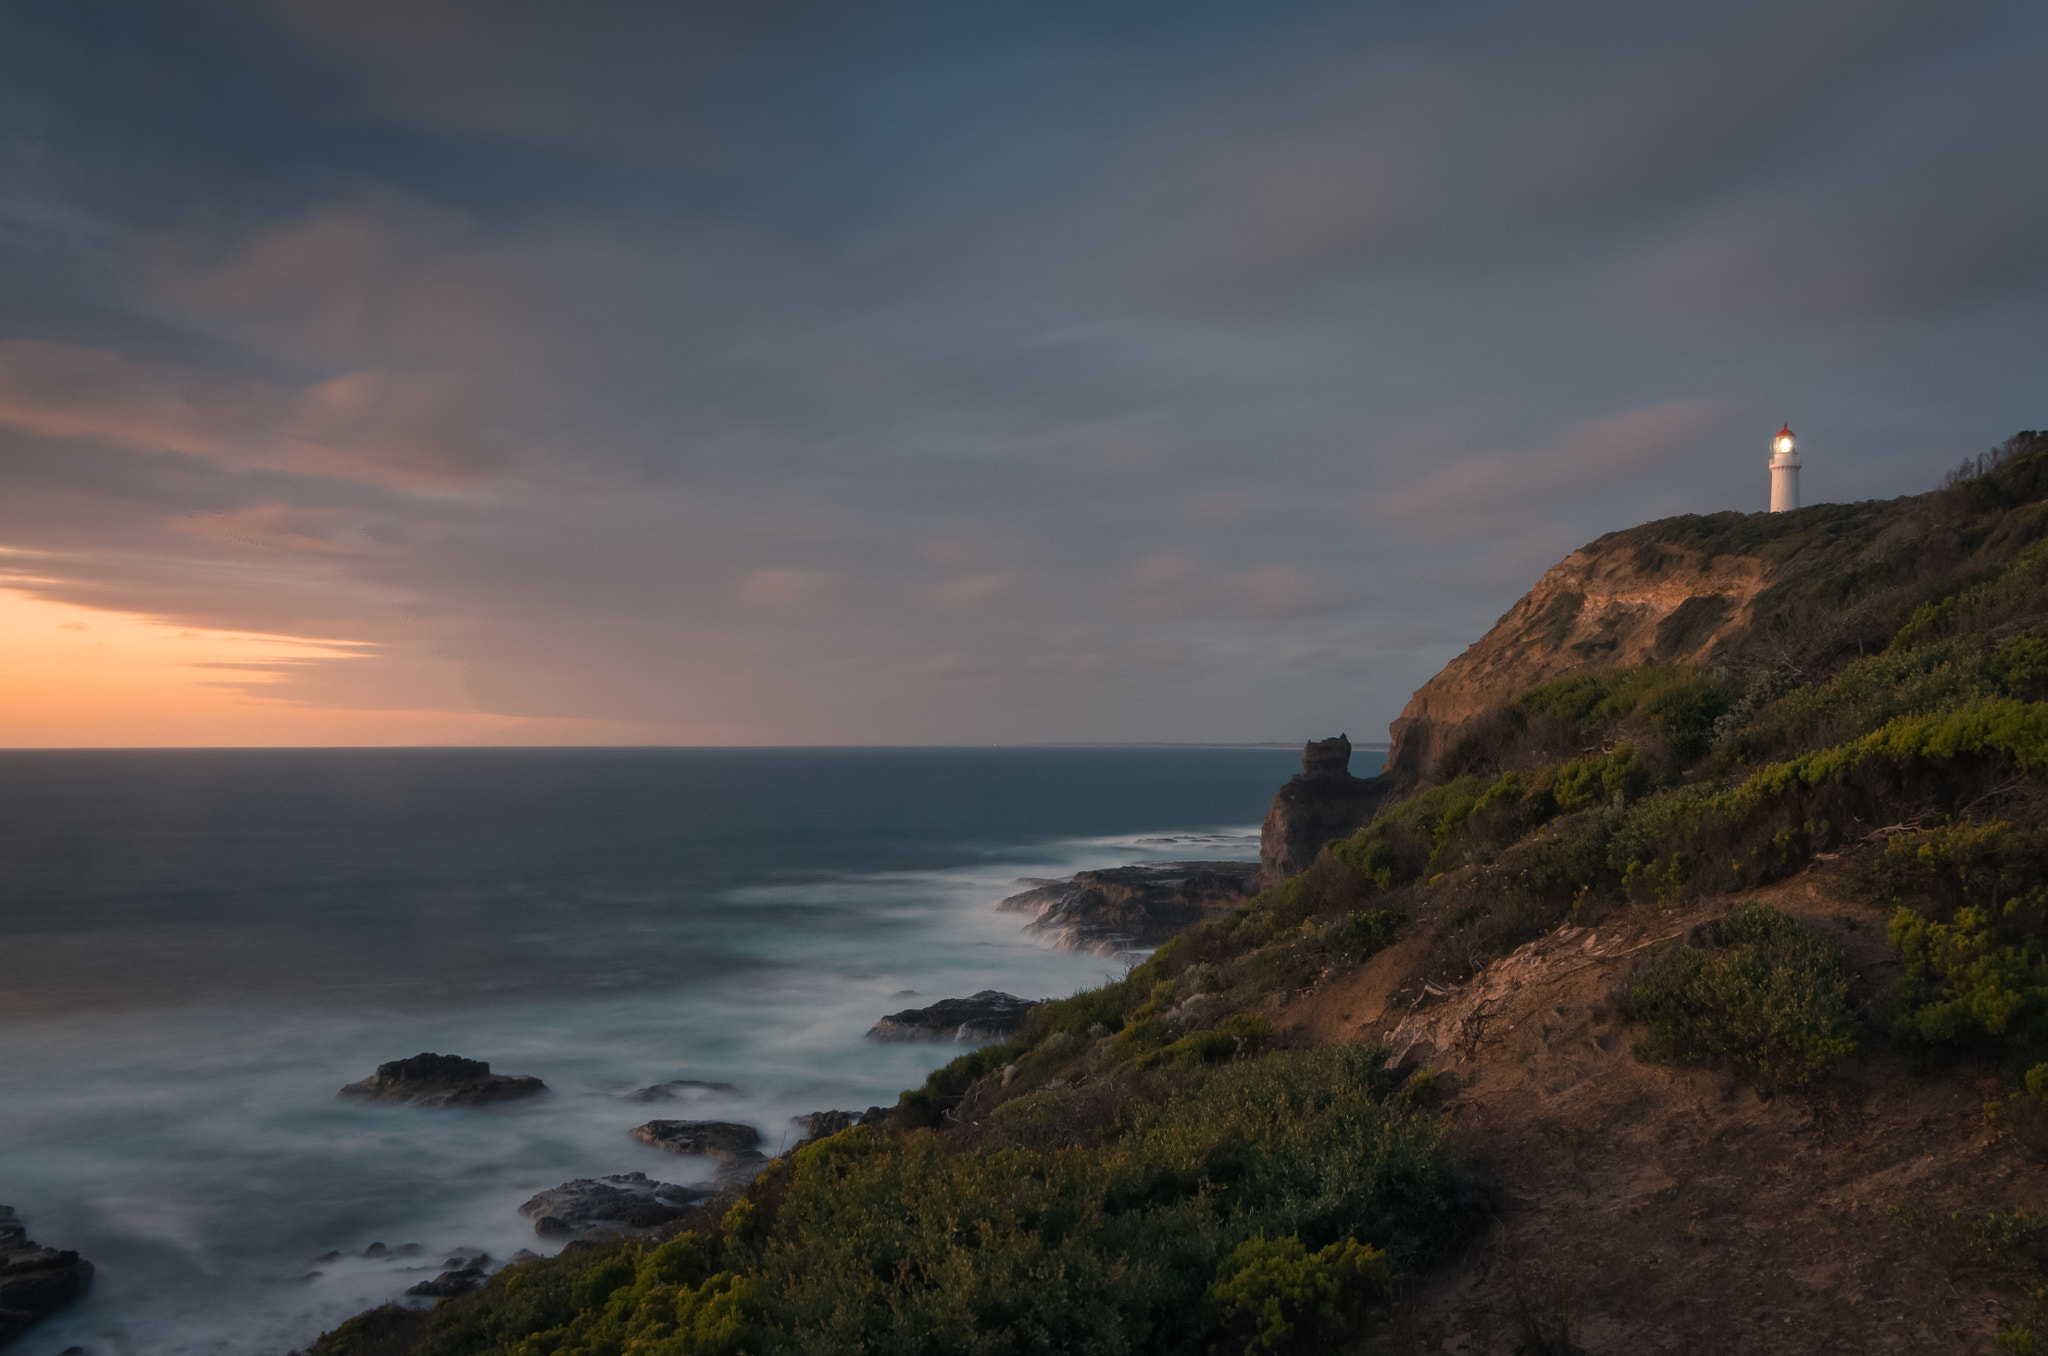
337;1053;546;1108
0;1206;93;1350
997;861;1259;955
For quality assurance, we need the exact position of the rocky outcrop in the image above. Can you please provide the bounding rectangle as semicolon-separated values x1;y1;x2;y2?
1385;541;1770;785
625;1079;739;1103
0;1206;93;1349
517;1174;708;1240
997;862;1259;955
866;991;1040;1043
404;1252;491;1298
1258;734;1391;887
629;1121;768;1183
337;1053;546;1107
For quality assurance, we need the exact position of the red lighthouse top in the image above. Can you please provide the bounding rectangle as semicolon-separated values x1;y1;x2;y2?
1777;423;1794;438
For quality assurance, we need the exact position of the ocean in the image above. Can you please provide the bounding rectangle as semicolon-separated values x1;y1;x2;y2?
0;746;1348;1355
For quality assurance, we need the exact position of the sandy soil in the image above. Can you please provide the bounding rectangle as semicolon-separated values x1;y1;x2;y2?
1270;865;2048;1354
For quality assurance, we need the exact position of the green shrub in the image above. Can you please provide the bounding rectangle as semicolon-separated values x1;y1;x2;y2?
1329;908;1404;961
1208;1234;1392;1356
757;1044;1468;1354
1625;903;1859;1087
1135;1013;1270;1070
1889;906;2048;1064
897;1041;1024;1127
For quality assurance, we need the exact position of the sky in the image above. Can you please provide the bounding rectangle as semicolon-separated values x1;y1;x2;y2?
1;0;2043;747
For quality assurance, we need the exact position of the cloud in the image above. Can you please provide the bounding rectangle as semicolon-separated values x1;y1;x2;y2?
1366;400;1735;541
737;567;841;613
1120;552;1354;622
0;339;499;493
0;0;2041;746
931;570;1026;610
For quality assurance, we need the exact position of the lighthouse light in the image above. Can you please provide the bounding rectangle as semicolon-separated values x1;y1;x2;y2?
1775;435;1793;455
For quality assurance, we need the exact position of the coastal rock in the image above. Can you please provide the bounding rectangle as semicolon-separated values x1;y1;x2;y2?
1258;735;1391;888
866;991;1040;1043
405;1260;487;1298
0;1206;94;1348
517;1174;708;1240
624;1079;739;1103
789;1107;889;1147
629;1120;762;1162
337;1053;546;1108
998;861;1258;955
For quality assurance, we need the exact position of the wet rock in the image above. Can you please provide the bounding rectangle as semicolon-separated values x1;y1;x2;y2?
866;991;1041;1043
517;1174;709;1240
0;1205;94;1348
998;862;1259;955
624;1079;739;1103
404;1266;484;1298
337;1053;546;1108
1258;734;1391;887
628;1120;762;1162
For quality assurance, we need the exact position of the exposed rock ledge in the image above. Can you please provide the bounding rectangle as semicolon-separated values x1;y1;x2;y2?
997;861;1259;955
338;1053;546;1108
866;991;1040;1043
0;1205;93;1349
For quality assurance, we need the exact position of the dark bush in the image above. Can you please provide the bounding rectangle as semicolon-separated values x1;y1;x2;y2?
1625;903;1858;1088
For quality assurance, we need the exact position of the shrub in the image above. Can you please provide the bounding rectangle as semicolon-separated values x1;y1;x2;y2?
1625;903;1859;1087
1208;1234;1392;1356
757;1044;1468;1354
1329;908;1404;962
1889;906;2048;1064
1135;1013;1270;1070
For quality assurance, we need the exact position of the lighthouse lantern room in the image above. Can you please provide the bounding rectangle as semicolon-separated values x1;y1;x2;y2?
1769;423;1800;513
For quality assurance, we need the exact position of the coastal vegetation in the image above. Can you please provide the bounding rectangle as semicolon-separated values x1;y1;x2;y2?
307;431;2048;1354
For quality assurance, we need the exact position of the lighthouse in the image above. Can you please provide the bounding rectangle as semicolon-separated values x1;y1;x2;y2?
1769;423;1800;513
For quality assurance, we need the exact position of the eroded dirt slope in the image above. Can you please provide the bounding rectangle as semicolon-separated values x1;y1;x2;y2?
1271;867;2048;1354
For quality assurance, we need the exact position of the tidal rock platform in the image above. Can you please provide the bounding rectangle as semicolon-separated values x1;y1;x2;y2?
998;861;1259;955
866;991;1040;1043
0;1205;93;1348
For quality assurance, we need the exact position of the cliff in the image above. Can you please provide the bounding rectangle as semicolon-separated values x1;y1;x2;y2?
1384;540;1770;785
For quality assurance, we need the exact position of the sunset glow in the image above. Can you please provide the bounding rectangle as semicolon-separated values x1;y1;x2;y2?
0;584;504;746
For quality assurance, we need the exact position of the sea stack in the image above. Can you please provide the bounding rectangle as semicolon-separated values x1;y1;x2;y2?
1257;734;1390;888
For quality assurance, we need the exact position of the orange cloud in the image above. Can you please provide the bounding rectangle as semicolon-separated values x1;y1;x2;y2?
0;585;505;747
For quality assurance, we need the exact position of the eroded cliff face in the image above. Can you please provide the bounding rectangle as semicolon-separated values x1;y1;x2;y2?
1385;542;1771;785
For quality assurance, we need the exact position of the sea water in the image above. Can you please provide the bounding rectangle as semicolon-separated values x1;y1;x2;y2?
0;746;1351;1355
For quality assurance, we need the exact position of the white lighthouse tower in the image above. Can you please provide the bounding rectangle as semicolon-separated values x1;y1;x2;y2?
1769;423;1800;513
